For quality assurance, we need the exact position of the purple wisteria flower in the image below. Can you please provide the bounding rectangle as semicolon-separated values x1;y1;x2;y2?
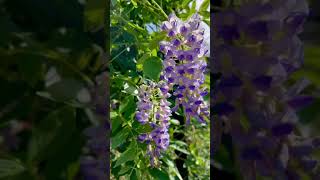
80;72;108;180
159;13;210;125
135;13;210;167
135;82;171;167
80;122;108;180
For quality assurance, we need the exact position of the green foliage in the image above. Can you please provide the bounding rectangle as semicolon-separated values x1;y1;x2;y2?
142;56;162;81
0;0;105;179
110;0;210;179
0;159;25;179
114;141;138;167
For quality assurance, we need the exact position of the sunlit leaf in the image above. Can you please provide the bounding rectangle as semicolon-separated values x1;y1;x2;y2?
111;127;130;149
114;141;137;167
142;56;162;81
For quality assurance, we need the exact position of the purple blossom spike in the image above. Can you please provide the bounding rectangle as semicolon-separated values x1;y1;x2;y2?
159;12;210;125
135;81;172;167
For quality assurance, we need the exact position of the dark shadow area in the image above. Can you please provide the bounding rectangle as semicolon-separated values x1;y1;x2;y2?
212;0;320;179
0;0;108;179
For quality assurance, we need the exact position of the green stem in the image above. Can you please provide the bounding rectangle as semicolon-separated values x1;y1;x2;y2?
110;48;127;64
150;0;168;19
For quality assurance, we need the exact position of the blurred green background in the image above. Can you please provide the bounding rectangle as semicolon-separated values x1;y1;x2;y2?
0;0;106;179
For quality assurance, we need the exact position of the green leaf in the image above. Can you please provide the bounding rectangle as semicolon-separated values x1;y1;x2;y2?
111;0;117;6
135;169;141;179
27;106;76;163
17;55;44;87
111;112;122;134
163;158;183;180
134;122;153;134
199;0;210;12
149;32;166;50
130;169;138;180
114;141;137;167
172;140;187;147
170;144;190;155
84;0;105;32
190;0;197;13
0;159;25;179
149;168;170;179
118;165;132;175
136;52;151;71
111;111;118;119
44;132;82;180
119;95;136;120
130;0;138;8
66;161;80;180
46;78;83;102
122;82;138;95
111;127;130;149
213;145;234;171
181;0;193;8
142;56;162;81
76;49;94;71
298;98;320;124
240;115;250;132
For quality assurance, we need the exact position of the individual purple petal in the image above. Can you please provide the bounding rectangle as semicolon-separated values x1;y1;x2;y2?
271;123;294;137
168;77;175;83
165;66;174;73
195;100;202;105
213;102;235;116
218;25;240;42
252;75;272;91
178;54;185;60
138;134;147;142
168;30;176;37
300;159;317;170
290;145;313;157
189;85;196;90
284;12;308;34
186;54;193;61
173;39;181;46
219;75;243;88
241;147;263;160
312;137;320;148
287;96;314;109
177;69;185;75
200;90;208;96
187;68;195;74
245;21;269;41
286;170;301;180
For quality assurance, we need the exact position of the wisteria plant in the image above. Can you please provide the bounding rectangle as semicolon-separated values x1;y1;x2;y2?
110;0;210;179
135;12;210;168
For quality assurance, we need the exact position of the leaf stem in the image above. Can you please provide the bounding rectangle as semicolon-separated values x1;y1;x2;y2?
110;48;127;63
150;0;168;19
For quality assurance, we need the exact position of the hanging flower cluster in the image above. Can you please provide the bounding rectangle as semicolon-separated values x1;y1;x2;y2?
80;72;108;180
135;82;171;166
159;13;209;125
135;13;210;167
